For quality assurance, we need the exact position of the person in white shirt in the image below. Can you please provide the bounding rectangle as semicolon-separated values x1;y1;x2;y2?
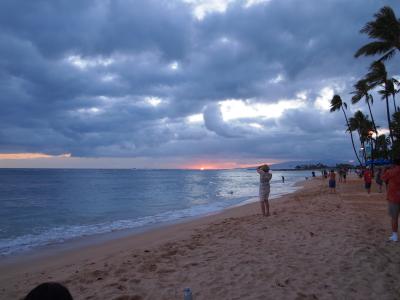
257;164;272;217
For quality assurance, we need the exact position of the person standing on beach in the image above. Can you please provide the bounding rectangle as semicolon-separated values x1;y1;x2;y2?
338;169;343;183
328;169;336;193
257;164;272;217
382;158;400;242
364;167;372;194
375;168;383;193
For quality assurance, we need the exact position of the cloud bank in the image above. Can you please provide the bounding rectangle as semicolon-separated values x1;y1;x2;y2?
0;0;399;167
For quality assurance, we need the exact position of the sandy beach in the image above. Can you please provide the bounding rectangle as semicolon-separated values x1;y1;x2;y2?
1;175;399;300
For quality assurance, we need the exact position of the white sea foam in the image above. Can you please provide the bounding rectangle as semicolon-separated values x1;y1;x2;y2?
0;169;310;256
0;201;231;256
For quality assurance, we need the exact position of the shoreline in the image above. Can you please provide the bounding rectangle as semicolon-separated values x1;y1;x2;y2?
0;180;304;271
0;169;310;261
0;177;304;263
3;175;398;299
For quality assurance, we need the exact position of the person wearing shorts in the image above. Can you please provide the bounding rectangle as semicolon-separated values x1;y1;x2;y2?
343;168;347;183
257;164;272;217
375;168;383;193
382;158;400;242
364;168;372;194
328;169;336;193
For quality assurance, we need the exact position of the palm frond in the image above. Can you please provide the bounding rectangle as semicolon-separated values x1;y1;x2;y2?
386;79;396;94
379;89;391;100
351;93;362;104
365;61;387;88
330;95;343;112
361;6;398;38
351;79;370;104
357;6;400;61
354;41;392;58
378;49;396;61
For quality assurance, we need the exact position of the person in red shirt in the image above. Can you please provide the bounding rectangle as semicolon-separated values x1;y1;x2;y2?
382;158;400;242
363;167;372;194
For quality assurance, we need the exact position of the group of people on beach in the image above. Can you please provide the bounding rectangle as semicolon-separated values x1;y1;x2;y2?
361;167;387;194
358;159;400;242
323;168;348;194
256;159;400;243
326;166;388;195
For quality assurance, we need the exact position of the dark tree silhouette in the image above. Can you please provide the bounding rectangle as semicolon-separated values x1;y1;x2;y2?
355;6;400;62
365;61;394;144
330;95;362;165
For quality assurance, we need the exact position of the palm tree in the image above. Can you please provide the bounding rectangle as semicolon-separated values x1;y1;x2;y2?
374;134;390;159
330;95;362;165
349;111;374;162
351;79;378;136
355;6;400;62
386;78;399;113
349;111;371;138
365;61;394;144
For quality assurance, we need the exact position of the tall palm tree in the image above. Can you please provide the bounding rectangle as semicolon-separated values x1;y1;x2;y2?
386;78;399;113
349;111;374;162
330;95;362;165
365;61;394;144
351;79;378;136
355;6;400;62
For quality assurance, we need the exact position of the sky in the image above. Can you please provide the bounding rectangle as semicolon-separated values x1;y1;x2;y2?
0;0;399;169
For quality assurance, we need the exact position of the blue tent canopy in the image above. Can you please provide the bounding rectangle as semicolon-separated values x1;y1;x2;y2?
366;159;392;165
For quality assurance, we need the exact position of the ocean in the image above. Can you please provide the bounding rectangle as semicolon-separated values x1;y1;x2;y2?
0;168;313;256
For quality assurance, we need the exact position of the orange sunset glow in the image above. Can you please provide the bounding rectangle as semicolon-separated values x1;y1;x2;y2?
184;160;282;170
0;153;71;160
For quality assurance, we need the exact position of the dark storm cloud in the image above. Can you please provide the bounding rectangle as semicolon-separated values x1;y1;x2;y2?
0;0;190;59
0;0;399;165
193;0;398;100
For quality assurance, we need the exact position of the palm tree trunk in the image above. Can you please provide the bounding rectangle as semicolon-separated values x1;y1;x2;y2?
385;94;395;145
358;131;366;164
342;107;363;166
393;94;398;113
366;97;378;168
366;96;378;135
392;94;397;113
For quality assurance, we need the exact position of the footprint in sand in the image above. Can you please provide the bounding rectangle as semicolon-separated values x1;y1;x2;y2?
129;278;141;284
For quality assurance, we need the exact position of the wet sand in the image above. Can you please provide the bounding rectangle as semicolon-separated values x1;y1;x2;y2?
1;176;399;300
